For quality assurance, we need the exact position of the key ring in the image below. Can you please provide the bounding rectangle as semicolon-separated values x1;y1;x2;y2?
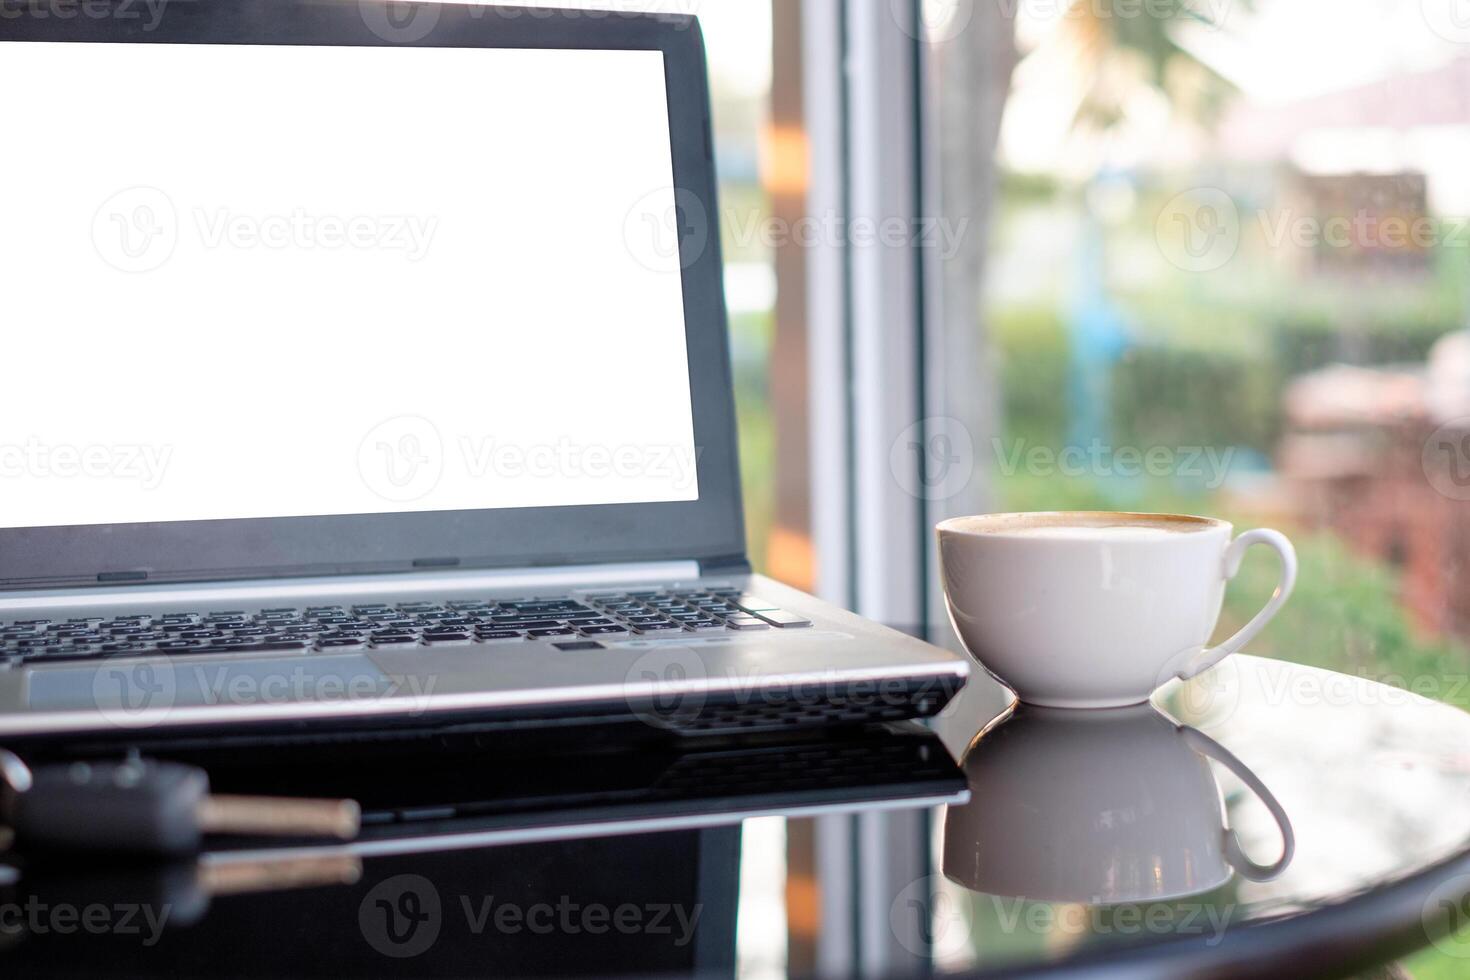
0;749;32;795
0;748;31;860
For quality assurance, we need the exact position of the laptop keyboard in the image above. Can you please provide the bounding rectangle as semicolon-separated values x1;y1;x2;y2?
0;588;813;666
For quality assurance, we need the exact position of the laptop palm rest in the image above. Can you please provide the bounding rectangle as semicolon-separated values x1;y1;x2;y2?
26;655;392;712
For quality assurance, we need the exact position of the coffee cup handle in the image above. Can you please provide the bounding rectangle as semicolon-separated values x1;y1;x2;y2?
1175;529;1298;682
1180;726;1296;882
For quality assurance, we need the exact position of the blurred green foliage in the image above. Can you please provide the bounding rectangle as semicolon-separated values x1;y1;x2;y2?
994;294;1466;464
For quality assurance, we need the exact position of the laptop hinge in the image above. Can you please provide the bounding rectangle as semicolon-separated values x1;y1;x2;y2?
699;555;752;577
0;560;703;615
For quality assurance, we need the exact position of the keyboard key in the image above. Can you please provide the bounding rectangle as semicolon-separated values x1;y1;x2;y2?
316;638;367;650
725;616;771;631
476;631;525;643
370;637;420;647
206;640;311;653
577;625;629;636
755;610;813;628
633;623;684;633
527;628;577;638
23;650;105;664
504;601;591;615
423;633;474;646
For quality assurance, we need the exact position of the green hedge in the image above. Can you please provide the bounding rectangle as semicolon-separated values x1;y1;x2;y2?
993;305;1460;459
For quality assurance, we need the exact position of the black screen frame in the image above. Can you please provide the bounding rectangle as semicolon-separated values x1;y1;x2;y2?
0;0;747;589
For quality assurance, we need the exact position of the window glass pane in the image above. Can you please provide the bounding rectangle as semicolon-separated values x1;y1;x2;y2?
920;6;1470;965
975;0;1470;722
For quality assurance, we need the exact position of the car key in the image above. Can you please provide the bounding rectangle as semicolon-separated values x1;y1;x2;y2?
2;758;360;857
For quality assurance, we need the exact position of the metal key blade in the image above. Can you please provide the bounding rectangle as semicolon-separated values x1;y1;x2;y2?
195;795;360;840
200;854;364;896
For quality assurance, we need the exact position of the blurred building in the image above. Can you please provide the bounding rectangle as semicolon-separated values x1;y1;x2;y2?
1280;335;1470;639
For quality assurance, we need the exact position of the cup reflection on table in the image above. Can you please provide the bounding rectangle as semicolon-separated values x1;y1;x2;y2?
942;703;1295;905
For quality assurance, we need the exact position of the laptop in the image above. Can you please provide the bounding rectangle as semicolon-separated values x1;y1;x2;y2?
0;0;968;746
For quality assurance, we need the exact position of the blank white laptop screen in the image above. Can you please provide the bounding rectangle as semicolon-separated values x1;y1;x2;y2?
0;43;699;530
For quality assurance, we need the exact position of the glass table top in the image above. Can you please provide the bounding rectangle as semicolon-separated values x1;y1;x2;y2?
2;655;1468;978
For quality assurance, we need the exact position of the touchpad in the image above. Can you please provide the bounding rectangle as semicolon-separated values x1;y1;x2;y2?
26;655;394;713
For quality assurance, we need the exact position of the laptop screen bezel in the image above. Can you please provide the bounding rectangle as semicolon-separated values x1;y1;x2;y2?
0;0;747;589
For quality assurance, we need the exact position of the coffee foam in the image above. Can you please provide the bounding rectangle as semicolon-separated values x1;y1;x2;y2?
942;513;1218;538
996;525;1182;541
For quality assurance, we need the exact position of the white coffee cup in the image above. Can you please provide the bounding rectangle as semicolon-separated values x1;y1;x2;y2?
936;512;1297;709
